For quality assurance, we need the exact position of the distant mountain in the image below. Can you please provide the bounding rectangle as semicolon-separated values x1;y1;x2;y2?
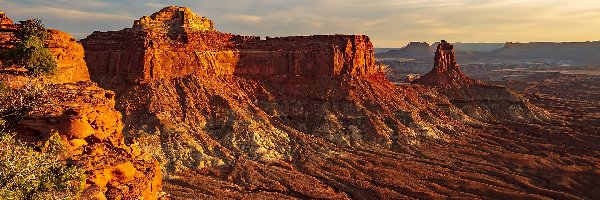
490;41;600;64
377;42;504;59
377;42;434;59
436;42;505;52
378;41;600;65
374;48;401;54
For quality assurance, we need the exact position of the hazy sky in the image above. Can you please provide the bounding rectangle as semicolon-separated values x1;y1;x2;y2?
2;0;600;47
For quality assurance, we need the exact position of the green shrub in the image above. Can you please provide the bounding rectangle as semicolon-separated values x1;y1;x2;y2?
1;18;57;76
0;132;85;200
7;36;57;76
15;19;51;41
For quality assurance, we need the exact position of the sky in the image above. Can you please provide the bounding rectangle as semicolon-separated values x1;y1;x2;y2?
1;0;600;47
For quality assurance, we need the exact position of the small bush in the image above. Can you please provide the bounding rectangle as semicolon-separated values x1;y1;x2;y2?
43;131;67;157
7;36;57;76
0;83;47;130
1;18;57;76
15;19;51;41
0;132;85;199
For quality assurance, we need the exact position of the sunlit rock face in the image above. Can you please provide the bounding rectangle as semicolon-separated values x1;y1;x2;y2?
133;6;215;33
0;12;16;32
0;12;162;199
81;6;378;84
0;14;89;83
80;7;464;174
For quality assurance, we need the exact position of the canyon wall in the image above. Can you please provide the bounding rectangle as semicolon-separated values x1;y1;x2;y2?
377;41;433;59
0;13;16;50
492;41;600;64
81;6;377;83
80;6;456;176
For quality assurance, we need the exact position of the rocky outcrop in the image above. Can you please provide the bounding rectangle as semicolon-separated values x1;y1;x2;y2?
74;6;600;200
81;6;468;184
81;6;378;84
133;6;214;34
0;14;90;83
1;12;162;199
412;40;480;88
491;41;600;64
412;40;550;122
14;83;162;199
46;29;91;83
0;12;15;50
0;12;16;31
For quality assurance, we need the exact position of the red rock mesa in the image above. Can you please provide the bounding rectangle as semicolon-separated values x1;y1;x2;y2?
81;6;378;84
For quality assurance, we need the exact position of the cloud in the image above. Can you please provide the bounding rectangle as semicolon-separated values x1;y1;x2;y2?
145;2;168;8
18;6;133;21
224;14;263;24
362;20;387;27
2;0;600;46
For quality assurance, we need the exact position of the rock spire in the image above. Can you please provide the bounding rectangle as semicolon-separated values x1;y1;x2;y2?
412;40;479;87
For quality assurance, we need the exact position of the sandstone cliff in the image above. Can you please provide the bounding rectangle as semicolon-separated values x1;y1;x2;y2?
411;40;480;88
0;12;15;50
46;29;90;83
77;6;600;199
81;6;377;84
81;7;473;196
377;41;434;59
0;12;15;31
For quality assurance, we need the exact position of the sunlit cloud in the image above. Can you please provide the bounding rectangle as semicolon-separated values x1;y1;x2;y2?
1;0;600;47
224;14;263;24
145;2;168;8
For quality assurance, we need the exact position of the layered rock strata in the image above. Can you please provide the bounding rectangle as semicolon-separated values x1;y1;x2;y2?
377;41;434;59
46;29;91;83
0;12;15;49
0;12;16;31
81;6;467;174
0;12;162;199
81;6;377;84
75;7;600;199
